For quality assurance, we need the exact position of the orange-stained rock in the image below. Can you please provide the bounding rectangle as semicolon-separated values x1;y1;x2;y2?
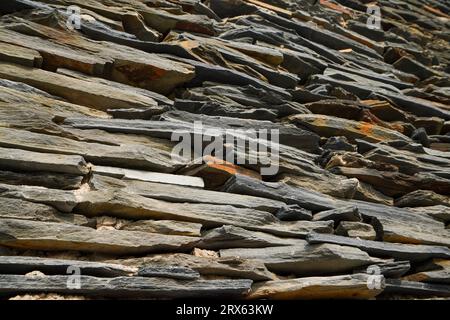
179;155;262;188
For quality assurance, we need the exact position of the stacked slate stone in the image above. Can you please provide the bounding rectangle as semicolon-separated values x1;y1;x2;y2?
0;0;449;299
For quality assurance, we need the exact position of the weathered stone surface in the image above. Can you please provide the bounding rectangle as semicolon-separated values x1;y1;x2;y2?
363;99;413;123
197;225;300;250
56;68;174;107
384;279;450;297
169;34;299;89
0;170;83;190
336;221;377;240
257;11;382;59
222;175;339;212
140;8;216;36
0;42;42;67
167;55;292;99
312;205;362;224
193;248;218;259
65;111;321;153
179;155;263;188
0;274;252;299
0;197;91;227
248;274;383;299
0;63;163;112
90;174;284;213
354;261;411;278
92;165;204;188
0;128;179;172
176;82;306;120
410;206;450;223
0;85;110;136
359;140;450;178
220;241;380;276
307;233;450;261
0;146;90;175
0;256;136;277
120;220;202;237
137;266;200;280
353;180;394;206
0;25;196;94
414;117;445;135
393;56;442;81
1;0;449;300
1;181;323;238
0;182;80;212
332;166;450;197
352;200;450;248
323;136;356;152
0;219;199;255
121;12;161;42
404;259;450;284
311;74;450;120
115;254;275;281
279;172;358;199
275;205;312;221
395;190;450;208
0;27;109;75
75;189;333;238
289;114;411;143
303;99;377;121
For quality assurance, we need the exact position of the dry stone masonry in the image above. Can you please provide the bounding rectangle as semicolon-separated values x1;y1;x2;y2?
0;0;449;300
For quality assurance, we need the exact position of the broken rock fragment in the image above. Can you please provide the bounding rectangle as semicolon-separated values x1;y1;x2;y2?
249;274;384;300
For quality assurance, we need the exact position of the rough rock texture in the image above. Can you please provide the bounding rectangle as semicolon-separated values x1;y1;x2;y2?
0;256;136;277
248;274;384;299
0;0;449;300
336;221;377;240
0;275;252;299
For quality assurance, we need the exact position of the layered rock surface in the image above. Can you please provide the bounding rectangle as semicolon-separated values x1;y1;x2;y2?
0;0;449;300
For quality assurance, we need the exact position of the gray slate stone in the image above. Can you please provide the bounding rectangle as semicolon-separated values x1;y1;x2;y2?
307;233;450;261
0;274;252;299
0;256;136;277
